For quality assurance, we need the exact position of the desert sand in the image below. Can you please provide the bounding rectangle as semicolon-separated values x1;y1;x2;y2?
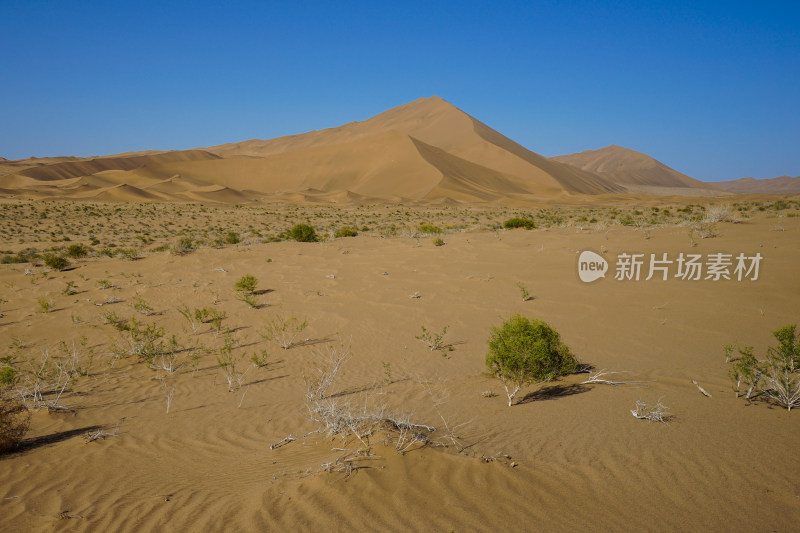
1;96;798;531
1;198;799;531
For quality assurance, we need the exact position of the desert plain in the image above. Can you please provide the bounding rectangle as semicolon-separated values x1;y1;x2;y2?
1;97;799;532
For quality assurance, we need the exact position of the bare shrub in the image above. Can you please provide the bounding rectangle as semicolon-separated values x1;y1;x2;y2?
703;204;738;223
630;399;671;423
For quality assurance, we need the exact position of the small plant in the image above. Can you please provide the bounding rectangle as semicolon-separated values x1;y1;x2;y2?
217;334;249;391
0;392;31;453
234;274;258;294
517;282;531;301
288;223;318;242
433;237;445;247
485;315;578;406
62;281;78;296
239;292;260;308
171;238;195;255
418;223;442;234
117;248;141;261
382;361;393;384
415;325;451;352
334;226;358;238
43;254;70;271
250;350;270;367
37;298;53;313
503;217;536;230
97;279;113;290
224;231;241;245
132;294;155;316
260;314;308;349
65;243;90;258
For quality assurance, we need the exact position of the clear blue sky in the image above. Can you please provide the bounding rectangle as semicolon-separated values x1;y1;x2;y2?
2;0;798;180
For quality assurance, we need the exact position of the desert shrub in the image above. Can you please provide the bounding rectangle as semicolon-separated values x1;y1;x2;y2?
433;237;445;247
503;217;536;230
288;223;318;242
334;226;358;238
65;243;90;258
43;254;70;271
418;223;442;234
234;274;258;294
1;254;27;264
617;214;636;226
726;324;800;410
116;248;141;260
171;238;195;255
224;231;241;245
486;314;577;406
0;392;30;453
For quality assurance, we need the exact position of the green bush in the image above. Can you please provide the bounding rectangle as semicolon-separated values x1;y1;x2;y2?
418;223;442;234
235;274;258;294
43;254;70;271
288;223;318;243
433;237;445;247
171;238;195;255
224;231;241;245
726;324;800;409
66;243;90;258
503;217;536;230
486;314;577;406
334;226;358;238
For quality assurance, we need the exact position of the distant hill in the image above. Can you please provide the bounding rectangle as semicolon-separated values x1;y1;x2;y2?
711;176;800;194
551;145;725;196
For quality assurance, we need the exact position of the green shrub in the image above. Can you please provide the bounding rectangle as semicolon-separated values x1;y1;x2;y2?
486;315;577;406
43;254;70;271
235;274;258;294
334;226;358;238
503;217;536;230
0;366;16;387
726;324;800;409
418;223;442;234
433;237;445;247
66;243;90;258
171;238;195;255
224;231;241;245
288;223;318;242
1;254;27;264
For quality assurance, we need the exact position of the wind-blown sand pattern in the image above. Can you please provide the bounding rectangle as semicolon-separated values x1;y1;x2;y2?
0;198;798;531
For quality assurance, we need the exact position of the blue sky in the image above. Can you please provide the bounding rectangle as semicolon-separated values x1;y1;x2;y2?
2;0;798;180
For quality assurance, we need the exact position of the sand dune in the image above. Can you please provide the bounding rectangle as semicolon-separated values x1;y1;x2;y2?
1;98;795;204
207;96;624;197
713;175;800;194
552;144;725;195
